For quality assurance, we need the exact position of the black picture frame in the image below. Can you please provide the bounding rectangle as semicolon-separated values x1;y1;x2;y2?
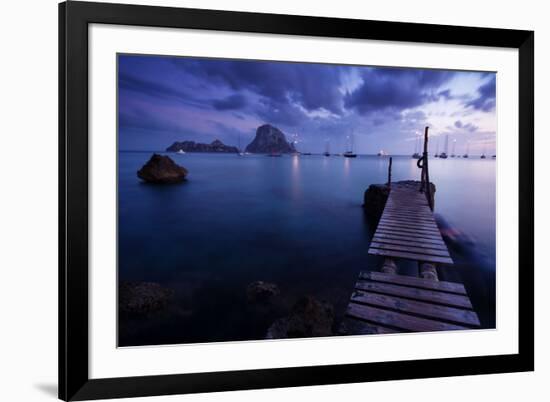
59;1;534;400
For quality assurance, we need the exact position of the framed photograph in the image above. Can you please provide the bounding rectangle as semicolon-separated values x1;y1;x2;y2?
59;1;534;400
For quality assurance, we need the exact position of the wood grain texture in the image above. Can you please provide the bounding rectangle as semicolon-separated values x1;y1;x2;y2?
346;302;470;332
359;271;466;294
351;290;480;326
355;280;472;308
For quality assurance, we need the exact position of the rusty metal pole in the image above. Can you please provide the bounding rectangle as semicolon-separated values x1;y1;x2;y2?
423;126;433;211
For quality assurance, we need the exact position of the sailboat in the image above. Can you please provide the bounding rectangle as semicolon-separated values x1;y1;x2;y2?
439;135;449;159
343;133;357;158
434;137;439;158
237;134;245;156
480;144;487;159
412;133;421;158
450;139;456;157
463;142;469;158
377;149;388;157
323;139;330;156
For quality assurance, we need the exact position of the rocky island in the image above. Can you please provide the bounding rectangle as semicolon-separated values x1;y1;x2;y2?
245;124;296;154
166;139;239;153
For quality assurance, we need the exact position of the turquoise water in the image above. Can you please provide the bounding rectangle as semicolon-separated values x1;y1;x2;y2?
118;152;496;346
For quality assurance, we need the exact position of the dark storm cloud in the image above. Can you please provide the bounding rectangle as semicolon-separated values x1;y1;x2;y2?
118;54;495;153
255;97;304;127
119;72;208;109
172;58;344;116
344;68;454;115
212;94;248;110
465;75;496;112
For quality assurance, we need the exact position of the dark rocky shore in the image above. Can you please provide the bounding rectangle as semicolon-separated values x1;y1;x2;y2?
167;139;239;153
119;281;174;314
266;295;335;339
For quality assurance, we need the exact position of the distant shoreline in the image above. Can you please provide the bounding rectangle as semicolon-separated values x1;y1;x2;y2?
119;150;495;158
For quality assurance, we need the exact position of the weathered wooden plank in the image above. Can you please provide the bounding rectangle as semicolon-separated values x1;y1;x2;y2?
370;241;450;257
383;213;433;220
373;232;445;245
375;228;444;242
351;290;480;327
381;217;437;225
384;207;432;215
382;211;436;220
383;212;433;220
384;209;433;214
368;247;454;265
338;316;397;335
379;222;438;233
386;202;430;208
384;205;431;211
382;212;434;221
379;218;438;230
377;223;441;236
346;303;470;332
379;221;438;232
360;271;466;295
376;224;442;236
387;199;428;203
372;236;448;250
355;280;470;308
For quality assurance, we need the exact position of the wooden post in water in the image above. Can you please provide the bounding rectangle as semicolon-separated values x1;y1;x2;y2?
387;157;393;187
419;262;439;281
423;126;433;211
381;258;397;275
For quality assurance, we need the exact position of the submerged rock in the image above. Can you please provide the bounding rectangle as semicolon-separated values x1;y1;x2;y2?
363;180;436;222
137;154;188;183
246;281;280;304
266;295;334;339
245;124;296;154
119;281;174;314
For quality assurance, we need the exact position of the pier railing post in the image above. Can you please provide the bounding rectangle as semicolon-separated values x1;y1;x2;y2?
419;126;433;211
387;157;393;188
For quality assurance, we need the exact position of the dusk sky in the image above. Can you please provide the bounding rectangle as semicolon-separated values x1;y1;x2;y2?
118;54;497;155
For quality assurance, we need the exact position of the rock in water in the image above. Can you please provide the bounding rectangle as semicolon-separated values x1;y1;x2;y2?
266;295;334;339
246;281;280;303
363;183;391;223
166;139;239;153
137;154;188;183
363;180;436;223
245;124;296;154
119;281;174;314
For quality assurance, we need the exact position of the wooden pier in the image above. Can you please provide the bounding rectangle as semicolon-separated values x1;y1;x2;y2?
340;127;480;335
368;183;453;265
340;271;480;334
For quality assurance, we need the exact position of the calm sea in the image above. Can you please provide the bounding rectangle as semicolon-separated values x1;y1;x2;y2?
118;151;496;346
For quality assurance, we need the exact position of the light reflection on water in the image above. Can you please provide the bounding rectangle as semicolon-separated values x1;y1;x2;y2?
118;152;496;346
